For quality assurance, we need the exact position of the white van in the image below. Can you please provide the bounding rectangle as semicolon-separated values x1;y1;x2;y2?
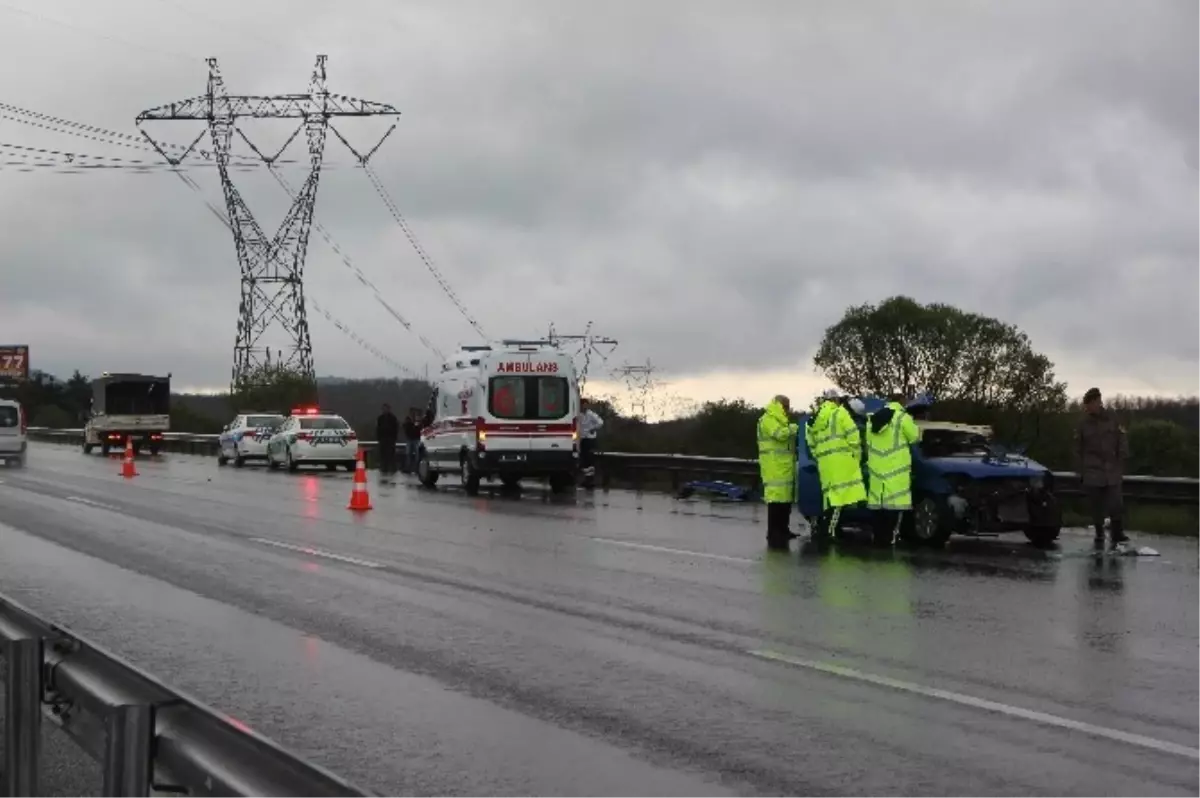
0;398;28;467
417;341;579;494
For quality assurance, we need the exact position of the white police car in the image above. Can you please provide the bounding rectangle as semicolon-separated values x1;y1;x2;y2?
217;412;286;467
265;407;358;472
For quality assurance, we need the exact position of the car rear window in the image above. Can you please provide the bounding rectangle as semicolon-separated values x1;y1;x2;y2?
489;376;570;420
0;406;18;428
248;415;284;428
299;417;349;430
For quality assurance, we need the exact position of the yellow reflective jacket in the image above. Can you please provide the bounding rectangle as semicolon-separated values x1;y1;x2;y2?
866;401;921;510
805;400;867;508
757;400;799;504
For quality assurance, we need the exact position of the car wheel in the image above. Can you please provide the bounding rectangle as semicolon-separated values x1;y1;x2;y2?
83;441;93;455
548;473;574;495
286;448;299;473
911;496;952;548
460;455;481;496
417;451;439;487
1024;525;1061;548
14;454;26;469
234;453;245;468
344;461;356;472
100;443;110;456
217;450;229;466
500;476;521;491
267;450;279;471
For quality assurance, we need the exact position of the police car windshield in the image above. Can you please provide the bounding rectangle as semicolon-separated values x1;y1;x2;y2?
298;417;349;430
248;415;284;428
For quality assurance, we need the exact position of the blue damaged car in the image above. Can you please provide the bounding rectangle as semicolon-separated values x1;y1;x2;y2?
796;396;1063;547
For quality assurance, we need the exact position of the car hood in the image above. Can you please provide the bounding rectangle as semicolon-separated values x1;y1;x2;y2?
923;454;1050;480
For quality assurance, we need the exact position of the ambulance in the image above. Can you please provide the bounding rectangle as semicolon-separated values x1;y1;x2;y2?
417;341;580;495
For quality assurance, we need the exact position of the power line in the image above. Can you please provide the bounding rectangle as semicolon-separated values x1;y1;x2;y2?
306;296;422;380
360;161;489;342
0;103;312;167
268;165;446;361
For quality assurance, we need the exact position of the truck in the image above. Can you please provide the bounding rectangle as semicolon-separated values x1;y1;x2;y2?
82;372;171;456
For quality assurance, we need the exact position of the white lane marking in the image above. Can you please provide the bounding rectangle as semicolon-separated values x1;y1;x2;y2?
250;537;383;569
65;495;120;512
749;649;1200;761
590;537;757;564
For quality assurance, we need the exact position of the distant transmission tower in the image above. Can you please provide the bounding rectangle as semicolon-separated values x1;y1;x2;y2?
547;321;618;391
614;359;657;419
135;56;400;392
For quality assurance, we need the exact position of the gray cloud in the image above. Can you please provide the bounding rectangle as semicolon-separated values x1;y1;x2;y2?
1;0;1195;399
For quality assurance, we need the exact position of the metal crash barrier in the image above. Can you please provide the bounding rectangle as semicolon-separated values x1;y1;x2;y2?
0;592;369;797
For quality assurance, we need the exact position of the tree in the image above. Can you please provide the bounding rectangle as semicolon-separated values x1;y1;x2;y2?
1127;419;1199;478
814;296;1067;411
230;363;318;415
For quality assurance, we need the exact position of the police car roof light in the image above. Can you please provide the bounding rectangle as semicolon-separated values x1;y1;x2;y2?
292;406;321;416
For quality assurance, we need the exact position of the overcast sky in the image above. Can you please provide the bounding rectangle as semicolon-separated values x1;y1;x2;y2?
1;0;1196;412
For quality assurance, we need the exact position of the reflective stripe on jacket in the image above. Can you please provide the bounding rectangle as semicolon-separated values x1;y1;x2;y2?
805;400;866;508
866;401;920;510
757;400;799;504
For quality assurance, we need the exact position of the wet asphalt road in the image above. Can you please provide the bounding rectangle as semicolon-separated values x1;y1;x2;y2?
0;442;1196;796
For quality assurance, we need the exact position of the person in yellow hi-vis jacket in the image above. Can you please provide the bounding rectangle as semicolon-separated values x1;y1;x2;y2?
866;394;921;546
757;395;800;551
805;389;867;544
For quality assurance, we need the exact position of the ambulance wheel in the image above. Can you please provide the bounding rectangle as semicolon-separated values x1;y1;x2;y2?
417;451;439;487
460;456;481;496
548;473;574;495
912;497;952;548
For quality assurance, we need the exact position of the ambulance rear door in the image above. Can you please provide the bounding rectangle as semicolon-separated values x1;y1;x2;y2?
482;351;575;466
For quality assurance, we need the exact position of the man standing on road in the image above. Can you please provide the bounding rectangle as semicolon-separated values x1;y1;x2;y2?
578;398;605;488
1076;387;1132;552
402;409;421;475
806;389;867;545
376;403;400;482
866;393;921;546
758;394;800;551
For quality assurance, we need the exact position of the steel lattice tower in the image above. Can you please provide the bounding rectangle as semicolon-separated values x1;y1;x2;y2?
135;56;400;392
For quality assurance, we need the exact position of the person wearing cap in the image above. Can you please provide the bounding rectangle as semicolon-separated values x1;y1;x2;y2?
866;393;921;545
1075;387;1131;551
805;389;868;543
757;394;801;550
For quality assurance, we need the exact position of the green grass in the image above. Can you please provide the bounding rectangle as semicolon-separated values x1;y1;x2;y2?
1060;500;1198;537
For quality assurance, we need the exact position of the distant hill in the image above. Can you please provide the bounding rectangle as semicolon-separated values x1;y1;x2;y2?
173;377;433;436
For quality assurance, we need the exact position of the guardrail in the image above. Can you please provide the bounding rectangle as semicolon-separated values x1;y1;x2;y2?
0;591;368;796
23;427;1199;507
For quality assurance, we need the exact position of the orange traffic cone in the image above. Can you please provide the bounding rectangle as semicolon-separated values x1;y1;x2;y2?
120;436;138;479
347;448;372;511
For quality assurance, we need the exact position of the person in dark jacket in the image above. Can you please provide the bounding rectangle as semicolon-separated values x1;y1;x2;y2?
402;410;421;474
1075;387;1131;550
376;403;400;480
